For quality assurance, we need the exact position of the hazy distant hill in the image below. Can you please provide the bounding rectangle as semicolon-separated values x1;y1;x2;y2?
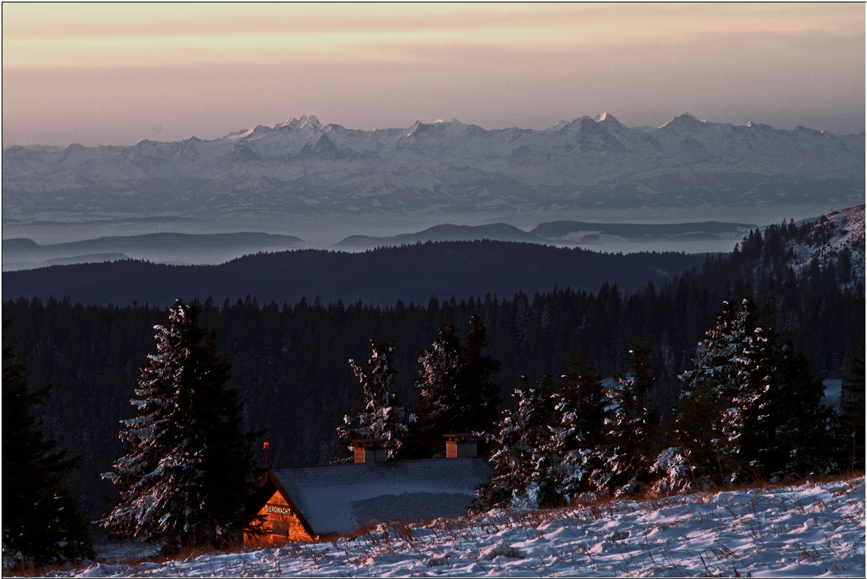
2;241;708;307
336;223;545;248
530;220;756;242
337;220;757;249
2;232;302;271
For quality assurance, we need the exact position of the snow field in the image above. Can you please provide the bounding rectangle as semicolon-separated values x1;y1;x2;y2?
66;476;865;577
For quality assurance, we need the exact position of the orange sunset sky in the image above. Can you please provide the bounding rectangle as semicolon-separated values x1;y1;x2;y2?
3;2;864;147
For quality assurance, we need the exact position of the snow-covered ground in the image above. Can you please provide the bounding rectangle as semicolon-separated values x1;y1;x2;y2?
56;476;864;577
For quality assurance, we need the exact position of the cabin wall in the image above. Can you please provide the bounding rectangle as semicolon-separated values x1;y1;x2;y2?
245;490;312;545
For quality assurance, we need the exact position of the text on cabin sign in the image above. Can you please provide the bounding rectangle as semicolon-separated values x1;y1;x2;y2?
267;505;292;516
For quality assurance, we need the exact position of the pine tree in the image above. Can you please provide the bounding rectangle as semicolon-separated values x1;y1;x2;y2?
551;353;613;500
405;322;463;458
474;374;559;510
672;298;752;485
731;304;779;480
2;342;94;570
337;339;408;459
455;313;502;433
770;344;837;477
101;300;260;555
608;343;659;496
406;315;502;459
672;298;838;486
840;343;866;470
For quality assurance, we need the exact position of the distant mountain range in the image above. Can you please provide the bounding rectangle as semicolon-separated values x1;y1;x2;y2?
3;114;863;225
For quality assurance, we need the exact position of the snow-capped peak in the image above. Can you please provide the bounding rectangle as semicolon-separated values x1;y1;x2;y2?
224;126;264;140
658;113;705;130
595;112;624;128
280;115;322;131
406;120;423;137
746;121;775;131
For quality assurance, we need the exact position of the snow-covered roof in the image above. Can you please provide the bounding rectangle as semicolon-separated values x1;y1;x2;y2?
268;457;493;536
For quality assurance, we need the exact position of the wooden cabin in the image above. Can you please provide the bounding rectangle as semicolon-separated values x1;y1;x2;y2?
245;437;492;545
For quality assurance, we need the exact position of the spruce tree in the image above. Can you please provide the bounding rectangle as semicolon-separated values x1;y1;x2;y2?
551;353;613;499
841;343;866;470
2;342;94;570
455;313;502;433
337;339;407;459
771;344;837;477
405;322;463;458
101;300;260;554
672;298;752;484
406;315;502;458
673;298;838;485
608;343;659;496
475;374;559;510
732;304;779;480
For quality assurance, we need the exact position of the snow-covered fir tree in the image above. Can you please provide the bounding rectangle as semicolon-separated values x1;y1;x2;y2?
550;354;614;501
731;305;780;479
404;315;502;459
337;339;408;459
670;298;837;486
671;298;752;485
607;343;660;496
474;374;559;510
405;323;463;458
101;300;260;555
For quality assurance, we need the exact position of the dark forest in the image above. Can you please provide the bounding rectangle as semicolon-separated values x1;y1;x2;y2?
3;217;863;518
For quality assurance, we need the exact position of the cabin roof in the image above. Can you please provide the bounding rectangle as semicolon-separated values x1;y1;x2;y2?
268;457;493;536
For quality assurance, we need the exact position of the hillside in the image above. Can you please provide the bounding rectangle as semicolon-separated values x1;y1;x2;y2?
715;205;866;299
60;476;866;577
785;205;865;291
1;241;708;307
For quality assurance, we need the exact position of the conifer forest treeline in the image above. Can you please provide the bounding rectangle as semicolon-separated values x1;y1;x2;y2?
2;218;864;518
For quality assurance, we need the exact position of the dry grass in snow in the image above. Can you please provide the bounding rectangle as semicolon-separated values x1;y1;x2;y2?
37;475;867;577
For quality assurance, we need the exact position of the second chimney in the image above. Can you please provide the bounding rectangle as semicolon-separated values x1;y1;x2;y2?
444;433;477;458
353;439;388;463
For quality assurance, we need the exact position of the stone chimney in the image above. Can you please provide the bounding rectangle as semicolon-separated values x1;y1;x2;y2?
352;439;388;463
444;433;477;458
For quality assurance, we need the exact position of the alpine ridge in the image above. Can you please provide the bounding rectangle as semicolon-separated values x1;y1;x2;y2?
3;114;863;227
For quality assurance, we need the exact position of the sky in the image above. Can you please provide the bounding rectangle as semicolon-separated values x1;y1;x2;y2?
3;3;864;147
